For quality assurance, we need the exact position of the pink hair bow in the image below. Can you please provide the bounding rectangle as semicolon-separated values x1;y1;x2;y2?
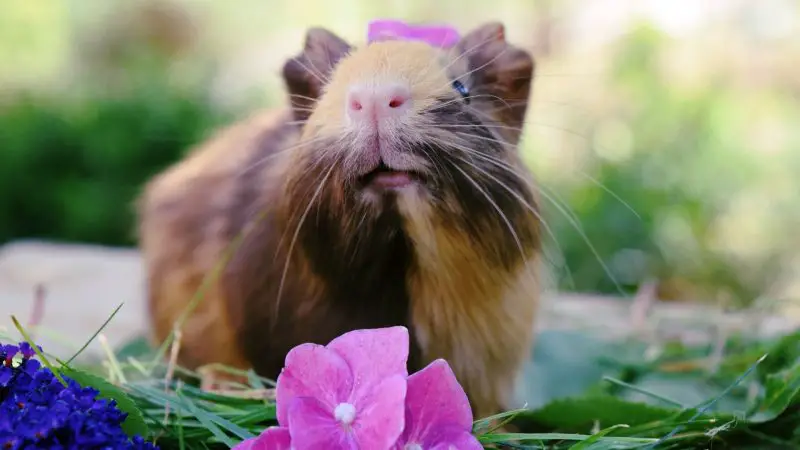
367;19;460;48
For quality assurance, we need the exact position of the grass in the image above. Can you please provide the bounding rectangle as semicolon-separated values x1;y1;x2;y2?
3;302;799;450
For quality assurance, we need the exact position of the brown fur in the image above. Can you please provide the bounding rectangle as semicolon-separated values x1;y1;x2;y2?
137;22;540;418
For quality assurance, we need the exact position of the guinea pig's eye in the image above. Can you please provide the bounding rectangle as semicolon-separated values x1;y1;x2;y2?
451;80;470;104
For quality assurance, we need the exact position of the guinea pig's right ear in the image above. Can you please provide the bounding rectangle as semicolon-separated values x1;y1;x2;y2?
282;27;351;122
456;22;535;144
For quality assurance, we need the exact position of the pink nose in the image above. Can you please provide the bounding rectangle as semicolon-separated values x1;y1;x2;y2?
346;85;412;123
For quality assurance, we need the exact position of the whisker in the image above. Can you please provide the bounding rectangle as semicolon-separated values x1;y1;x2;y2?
439;32;500;77
272;136;346;261
448;45;509;90
453;130;641;222
430;34;512;97
443;155;541;296
449;131;581;227
289;55;328;87
286;106;318;113
433;131;627;295
430;105;588;230
236;134;332;177
284;119;311;126
427;134;575;288
287;93;319;104
437;120;600;150
466;145;625;296
425;93;515;115
466;93;514;112
415;143;446;182
273;157;339;327
425;96;466;113
577;173;641;221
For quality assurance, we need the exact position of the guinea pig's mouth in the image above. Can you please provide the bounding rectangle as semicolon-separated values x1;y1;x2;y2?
358;163;425;190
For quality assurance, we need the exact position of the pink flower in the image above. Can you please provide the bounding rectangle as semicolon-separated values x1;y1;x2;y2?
233;427;291;450
276;326;410;450
367;19;461;48
392;359;483;450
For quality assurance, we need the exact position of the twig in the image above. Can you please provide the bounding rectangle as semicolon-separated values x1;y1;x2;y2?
163;328;182;425
204;388;276;400
98;334;126;383
27;284;46;340
630;277;657;337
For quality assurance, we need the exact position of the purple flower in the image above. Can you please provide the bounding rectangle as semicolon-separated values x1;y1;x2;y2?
276;326;410;450
0;340;158;449
392;359;483;450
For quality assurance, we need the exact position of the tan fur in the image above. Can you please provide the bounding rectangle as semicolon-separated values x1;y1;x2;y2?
398;196;539;418
301;42;541;414
138;109;290;371
140;28;541;417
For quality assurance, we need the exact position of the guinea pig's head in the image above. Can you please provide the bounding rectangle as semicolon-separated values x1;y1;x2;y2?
281;23;538;259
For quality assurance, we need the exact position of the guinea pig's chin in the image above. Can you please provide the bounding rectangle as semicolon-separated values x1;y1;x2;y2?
357;179;430;210
352;161;432;206
356;169;429;201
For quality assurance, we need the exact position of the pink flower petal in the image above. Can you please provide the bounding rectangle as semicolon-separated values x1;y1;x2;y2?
393;425;482;450
367;19;461;48
327;326;409;401
398;359;473;446
351;374;408;450
232;437;257;450
367;19;410;43
233;427;292;450
406;26;461;48
287;396;358;450
427;427;484;450
276;342;354;426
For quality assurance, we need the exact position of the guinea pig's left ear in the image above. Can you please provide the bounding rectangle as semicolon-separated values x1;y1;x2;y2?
282;27;351;121
456;22;535;143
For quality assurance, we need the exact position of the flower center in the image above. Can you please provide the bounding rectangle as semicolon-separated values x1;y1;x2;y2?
334;402;357;425
405;444;423;450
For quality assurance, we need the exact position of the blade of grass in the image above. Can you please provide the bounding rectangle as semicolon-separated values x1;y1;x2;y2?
64;302;124;366
603;376;685;408
478;432;657;444
473;407;531;431
569;424;631;449
129;383;257;440
644;353;768;449
11;315;66;386
178;390;238;447
98;333;127;383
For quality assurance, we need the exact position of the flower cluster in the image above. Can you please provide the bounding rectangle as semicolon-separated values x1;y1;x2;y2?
235;326;483;450
0;341;158;449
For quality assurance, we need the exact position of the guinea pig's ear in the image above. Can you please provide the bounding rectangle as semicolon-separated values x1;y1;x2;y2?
456;22;535;144
282;27;351;122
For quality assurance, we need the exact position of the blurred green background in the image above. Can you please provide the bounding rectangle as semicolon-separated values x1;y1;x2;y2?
1;0;798;308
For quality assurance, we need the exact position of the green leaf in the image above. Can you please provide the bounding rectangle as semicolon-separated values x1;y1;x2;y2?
11;315;66;386
755;330;800;381
569;424;631;449
61;366;149;438
477;432;656;446
521;330;626;408
616;373;750;414
519;394;679;431
747;361;800;423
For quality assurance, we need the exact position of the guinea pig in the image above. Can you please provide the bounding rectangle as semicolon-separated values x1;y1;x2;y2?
137;21;541;418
